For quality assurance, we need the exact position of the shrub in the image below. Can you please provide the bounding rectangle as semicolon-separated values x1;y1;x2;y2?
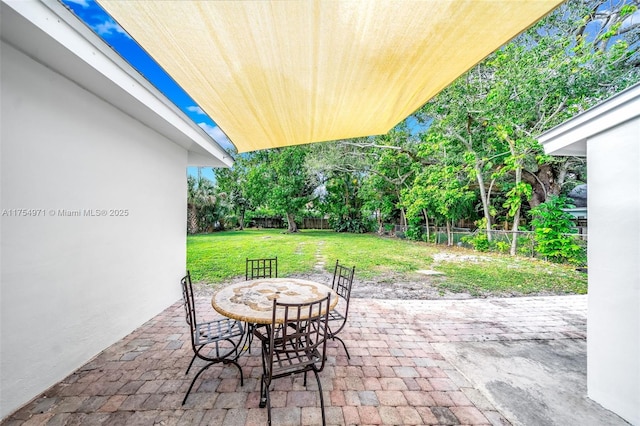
329;216;374;233
530;196;585;265
495;241;510;253
462;233;491;252
405;223;424;241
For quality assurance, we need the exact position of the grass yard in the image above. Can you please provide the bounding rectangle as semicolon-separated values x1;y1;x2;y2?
187;229;587;297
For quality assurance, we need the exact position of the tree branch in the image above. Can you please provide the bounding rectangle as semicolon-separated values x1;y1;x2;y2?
341;141;432;166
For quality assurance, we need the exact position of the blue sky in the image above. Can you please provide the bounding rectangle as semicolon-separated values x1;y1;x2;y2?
61;0;229;181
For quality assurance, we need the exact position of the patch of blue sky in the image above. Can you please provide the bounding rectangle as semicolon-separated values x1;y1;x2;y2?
60;0;235;154
188;167;216;182
405;115;431;135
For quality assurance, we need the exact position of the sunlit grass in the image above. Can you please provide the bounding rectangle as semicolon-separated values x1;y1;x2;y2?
187;228;587;296
435;252;587;296
188;229;317;282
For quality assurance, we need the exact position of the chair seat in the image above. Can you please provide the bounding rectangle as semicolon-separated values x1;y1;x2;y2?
254;326;322;377
327;309;345;323
272;347;322;377
194;318;244;346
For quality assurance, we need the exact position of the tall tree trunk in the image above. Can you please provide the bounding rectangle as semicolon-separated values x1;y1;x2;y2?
523;160;571;208
187;204;199;234
509;205;521;256
446;220;453;246
474;162;493;241
376;208;384;235
423;209;430;242
286;212;298;233
400;208;408;229
238;209;245;230
502;131;525;257
455;131;494;242
510;165;522;256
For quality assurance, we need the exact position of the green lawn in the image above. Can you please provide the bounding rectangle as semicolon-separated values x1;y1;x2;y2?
187;229;587;296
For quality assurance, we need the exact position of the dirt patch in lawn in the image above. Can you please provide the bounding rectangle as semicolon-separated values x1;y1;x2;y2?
194;267;472;300
291;270;473;300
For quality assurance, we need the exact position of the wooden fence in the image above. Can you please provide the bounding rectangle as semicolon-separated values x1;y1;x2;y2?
249;217;329;229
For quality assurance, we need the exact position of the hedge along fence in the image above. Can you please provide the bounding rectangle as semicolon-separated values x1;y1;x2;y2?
460;229;538;257
393;225;587;263
463;229;587;265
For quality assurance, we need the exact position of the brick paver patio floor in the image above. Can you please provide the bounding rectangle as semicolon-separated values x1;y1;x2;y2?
1;295;587;425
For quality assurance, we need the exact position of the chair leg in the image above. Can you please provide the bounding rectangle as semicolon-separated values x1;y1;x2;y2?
185;353;198;375
182;361;216;405
183;359;244;405
312;369;326;426
259;348;268;408
259;375;267;408
223;359;244;386
245;322;259;355
333;335;351;359
264;377;272;425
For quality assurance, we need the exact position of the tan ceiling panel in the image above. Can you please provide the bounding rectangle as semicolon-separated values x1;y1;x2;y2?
98;1;563;153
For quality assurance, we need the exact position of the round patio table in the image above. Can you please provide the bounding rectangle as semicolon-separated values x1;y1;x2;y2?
212;278;338;325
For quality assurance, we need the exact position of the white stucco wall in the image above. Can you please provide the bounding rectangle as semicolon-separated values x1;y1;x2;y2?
586;119;640;424
539;83;640;425
0;41;187;417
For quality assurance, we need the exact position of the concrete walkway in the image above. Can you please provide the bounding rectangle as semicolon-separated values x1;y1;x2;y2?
1;295;629;425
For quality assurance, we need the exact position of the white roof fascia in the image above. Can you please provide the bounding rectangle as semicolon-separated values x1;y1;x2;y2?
1;0;233;168
538;83;640;157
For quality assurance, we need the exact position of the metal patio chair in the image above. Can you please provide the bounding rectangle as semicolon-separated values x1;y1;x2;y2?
246;256;278;280
253;294;331;426
328;260;356;359
180;272;244;405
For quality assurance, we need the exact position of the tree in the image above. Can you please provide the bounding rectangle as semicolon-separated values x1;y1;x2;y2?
359;127;425;233
482;0;638;252
187;173;221;233
244;146;314;233
187;175;200;233
305;129;419;234
214;151;250;229
322;171;372;233
361;164;403;235
402;137;475;245
416;64;504;241
415;0;639;254
305;139;375;232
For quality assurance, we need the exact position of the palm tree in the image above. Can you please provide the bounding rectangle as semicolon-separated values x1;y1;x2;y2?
187;174;218;233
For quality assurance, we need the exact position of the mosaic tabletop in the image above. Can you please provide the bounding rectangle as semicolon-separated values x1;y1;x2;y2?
211;278;338;324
